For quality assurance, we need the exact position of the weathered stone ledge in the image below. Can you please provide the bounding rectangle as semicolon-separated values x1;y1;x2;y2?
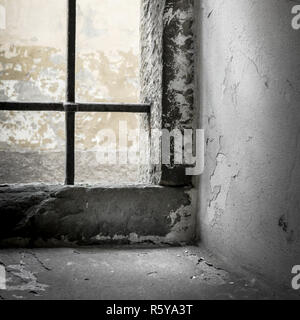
0;184;195;248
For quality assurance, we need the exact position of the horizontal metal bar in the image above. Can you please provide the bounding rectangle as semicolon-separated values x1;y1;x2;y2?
76;103;151;113
0;102;151;113
0;102;64;112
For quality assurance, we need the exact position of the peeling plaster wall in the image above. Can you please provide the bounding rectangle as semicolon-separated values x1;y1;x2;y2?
0;0;142;184
196;0;300;286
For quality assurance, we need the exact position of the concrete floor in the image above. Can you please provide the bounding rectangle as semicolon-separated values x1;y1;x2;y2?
0;246;298;300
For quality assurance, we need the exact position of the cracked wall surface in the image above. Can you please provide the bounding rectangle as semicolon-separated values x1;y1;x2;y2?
195;0;300;287
0;0;143;184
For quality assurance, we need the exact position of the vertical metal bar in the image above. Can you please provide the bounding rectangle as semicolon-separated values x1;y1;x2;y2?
67;0;76;103
65;0;76;185
65;110;75;185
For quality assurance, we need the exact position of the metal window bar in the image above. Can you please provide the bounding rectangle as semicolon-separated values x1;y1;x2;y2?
0;0;150;185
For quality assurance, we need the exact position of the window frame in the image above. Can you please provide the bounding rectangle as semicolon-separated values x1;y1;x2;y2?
0;0;150;185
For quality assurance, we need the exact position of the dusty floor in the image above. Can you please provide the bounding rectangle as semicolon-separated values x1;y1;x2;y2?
0;246;298;300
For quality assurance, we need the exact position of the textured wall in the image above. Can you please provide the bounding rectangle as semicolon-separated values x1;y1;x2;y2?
161;0;194;186
196;0;300;287
0;0;142;184
140;0;195;186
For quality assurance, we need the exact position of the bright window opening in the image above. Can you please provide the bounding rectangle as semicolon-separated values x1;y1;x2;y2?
0;0;145;185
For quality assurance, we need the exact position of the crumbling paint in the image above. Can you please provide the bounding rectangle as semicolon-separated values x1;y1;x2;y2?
160;0;194;186
208;150;240;227
163;0;194;128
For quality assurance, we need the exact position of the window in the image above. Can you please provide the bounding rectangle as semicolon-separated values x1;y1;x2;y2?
0;0;150;185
